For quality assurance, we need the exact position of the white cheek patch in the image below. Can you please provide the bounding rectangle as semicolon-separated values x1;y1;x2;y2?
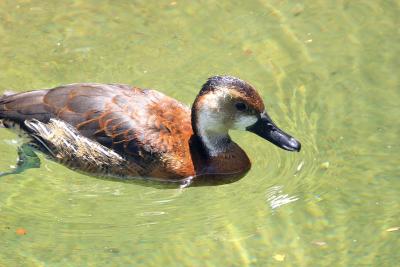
233;115;258;130
197;108;221;132
196;90;228;133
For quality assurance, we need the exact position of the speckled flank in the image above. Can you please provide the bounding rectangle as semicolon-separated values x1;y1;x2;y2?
24;118;140;178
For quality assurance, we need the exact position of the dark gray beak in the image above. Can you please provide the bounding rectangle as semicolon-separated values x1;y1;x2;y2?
246;112;301;152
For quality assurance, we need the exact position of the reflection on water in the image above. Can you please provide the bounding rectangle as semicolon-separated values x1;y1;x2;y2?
0;0;399;266
266;185;299;210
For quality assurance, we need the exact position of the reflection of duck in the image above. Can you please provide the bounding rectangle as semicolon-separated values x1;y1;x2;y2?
0;76;300;185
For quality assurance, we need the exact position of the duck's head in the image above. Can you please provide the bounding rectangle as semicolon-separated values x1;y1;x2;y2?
192;76;301;155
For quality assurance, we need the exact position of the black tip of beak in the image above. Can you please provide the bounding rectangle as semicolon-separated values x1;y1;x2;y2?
246;112;301;152
285;137;301;152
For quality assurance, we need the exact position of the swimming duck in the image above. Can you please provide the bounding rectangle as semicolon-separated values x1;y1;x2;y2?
0;76;300;186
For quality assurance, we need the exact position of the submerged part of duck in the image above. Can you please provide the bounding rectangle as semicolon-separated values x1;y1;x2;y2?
0;76;300;186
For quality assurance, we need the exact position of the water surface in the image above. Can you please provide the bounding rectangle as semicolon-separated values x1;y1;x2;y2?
0;0;399;266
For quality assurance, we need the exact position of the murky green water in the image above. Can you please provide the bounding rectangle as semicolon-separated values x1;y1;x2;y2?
0;0;399;266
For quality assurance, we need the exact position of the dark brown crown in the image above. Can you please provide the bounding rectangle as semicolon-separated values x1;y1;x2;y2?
199;76;265;112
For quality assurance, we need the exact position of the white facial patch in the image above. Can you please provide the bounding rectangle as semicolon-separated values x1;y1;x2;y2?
233;115;258;130
196;89;229;133
196;89;232;156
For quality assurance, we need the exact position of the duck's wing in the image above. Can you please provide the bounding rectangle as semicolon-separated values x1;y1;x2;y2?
0;84;124;129
1;84;195;178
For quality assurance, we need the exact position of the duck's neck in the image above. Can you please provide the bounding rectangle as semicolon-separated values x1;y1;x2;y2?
191;108;232;157
197;130;232;157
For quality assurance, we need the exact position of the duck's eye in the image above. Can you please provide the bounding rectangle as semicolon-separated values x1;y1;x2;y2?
235;102;247;111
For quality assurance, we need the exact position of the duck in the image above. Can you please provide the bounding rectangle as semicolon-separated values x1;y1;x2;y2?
0;76;300;186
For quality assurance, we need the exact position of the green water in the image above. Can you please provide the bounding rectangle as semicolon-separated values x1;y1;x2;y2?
0;0;399;266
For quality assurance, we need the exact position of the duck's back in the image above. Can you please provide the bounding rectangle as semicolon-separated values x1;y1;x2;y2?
0;84;195;179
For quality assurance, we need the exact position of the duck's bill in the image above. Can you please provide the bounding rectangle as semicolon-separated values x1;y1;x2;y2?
246;112;301;152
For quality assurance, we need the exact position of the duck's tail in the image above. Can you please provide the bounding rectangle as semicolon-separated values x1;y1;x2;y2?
0;91;14;127
1;90;17;97
0;92;8;127
0;91;22;130
0;89;50;130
